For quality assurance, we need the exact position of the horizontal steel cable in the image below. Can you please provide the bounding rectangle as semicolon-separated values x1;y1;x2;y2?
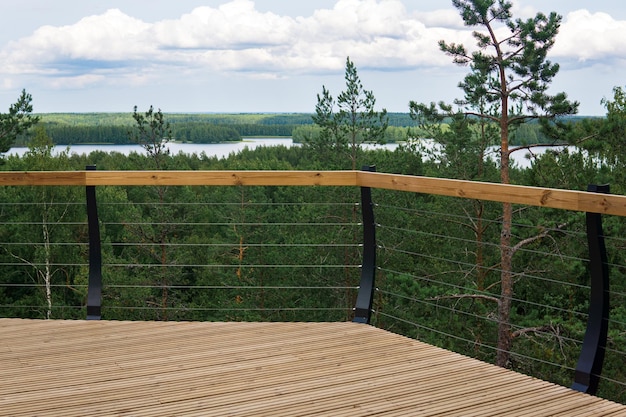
379;247;592;291
376;268;589;320
103;263;358;268
104;284;356;290
378;224;589;263
103;306;351;312
374;310;578;375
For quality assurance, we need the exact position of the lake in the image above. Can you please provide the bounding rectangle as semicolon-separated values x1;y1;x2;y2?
7;137;567;170
8;138;296;160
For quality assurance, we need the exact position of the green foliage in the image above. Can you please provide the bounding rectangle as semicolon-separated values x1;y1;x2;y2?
0;106;625;402
40;124;130;146
16;112;421;148
173;123;240;143
293;124;407;145
29;113;314;146
436;0;578;163
411;0;580;369
409;102;500;181
444;0;573;115
129;105;172;169
0;138;84;319
24;123;245;146
27;126;55;159
524;86;625;195
311;57;389;169
509;122;552;146
0;90;40;154
37;112;278;126
292;125;322;144
573;86;626;193
524;148;612;191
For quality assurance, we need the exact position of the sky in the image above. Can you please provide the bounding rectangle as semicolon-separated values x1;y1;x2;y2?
0;0;625;116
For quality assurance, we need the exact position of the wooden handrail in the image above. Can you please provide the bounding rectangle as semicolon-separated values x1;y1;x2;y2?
0;170;624;216
358;172;626;216
1;168;623;393
0;170;357;187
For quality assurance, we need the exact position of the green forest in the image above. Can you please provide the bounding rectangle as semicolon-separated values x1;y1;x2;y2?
10;111;561;148
0;128;625;402
1;0;626;405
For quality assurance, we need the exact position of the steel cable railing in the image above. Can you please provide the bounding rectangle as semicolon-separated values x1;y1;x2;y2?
371;190;626;403
373;309;584;378
0;188;363;322
0;170;625;403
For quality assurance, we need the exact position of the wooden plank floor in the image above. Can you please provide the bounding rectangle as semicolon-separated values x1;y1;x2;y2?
1;319;625;416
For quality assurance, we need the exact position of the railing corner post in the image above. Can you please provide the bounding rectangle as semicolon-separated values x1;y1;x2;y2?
353;165;377;324
85;165;102;320
572;184;610;395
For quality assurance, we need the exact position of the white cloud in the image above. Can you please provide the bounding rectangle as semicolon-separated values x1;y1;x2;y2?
48;74;107;89
511;3;539;20
412;9;464;29
14;9;150;63
553;10;626;61
152;0;295;49
300;0;409;41
1;78;14;90
1;0;625;96
0;0;461;86
0;7;154;88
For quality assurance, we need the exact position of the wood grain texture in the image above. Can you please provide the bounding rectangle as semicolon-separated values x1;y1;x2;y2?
85;170;358;186
1;319;625;416
357;171;626;216
0;170;624;216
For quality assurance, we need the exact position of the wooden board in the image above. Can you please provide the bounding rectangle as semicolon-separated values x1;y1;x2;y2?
1;319;625;416
358;171;626;216
0;170;624;216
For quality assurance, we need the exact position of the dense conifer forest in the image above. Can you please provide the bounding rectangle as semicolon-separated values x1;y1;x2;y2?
12;112;560;147
0;135;625;402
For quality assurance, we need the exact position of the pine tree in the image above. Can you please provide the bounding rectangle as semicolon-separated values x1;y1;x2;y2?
0;90;40;154
312;57;388;170
414;0;578;367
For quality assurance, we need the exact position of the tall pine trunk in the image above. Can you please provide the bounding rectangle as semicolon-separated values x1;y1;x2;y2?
496;113;513;367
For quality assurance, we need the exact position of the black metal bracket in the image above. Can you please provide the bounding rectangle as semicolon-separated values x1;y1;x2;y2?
86;165;102;320
572;184;610;395
353;165;377;324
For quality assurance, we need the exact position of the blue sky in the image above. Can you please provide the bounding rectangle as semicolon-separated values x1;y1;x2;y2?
1;0;625;115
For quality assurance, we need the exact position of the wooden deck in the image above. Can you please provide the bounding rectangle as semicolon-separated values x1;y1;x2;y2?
2;319;625;416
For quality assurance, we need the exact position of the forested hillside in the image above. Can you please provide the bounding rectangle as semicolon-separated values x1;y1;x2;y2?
20;113;305;145
13;112;561;147
16;112;421;146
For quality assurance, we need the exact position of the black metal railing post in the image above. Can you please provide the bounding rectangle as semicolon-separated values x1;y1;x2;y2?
85;165;102;320
353;165;377;324
572;184;610;394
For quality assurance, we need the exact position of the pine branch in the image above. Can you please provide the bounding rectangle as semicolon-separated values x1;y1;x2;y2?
511;223;567;255
511;323;566;359
428;293;501;306
464;111;500;123
509;142;565;154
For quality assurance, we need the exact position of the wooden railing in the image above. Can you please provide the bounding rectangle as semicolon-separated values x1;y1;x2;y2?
1;169;625;399
1;169;624;215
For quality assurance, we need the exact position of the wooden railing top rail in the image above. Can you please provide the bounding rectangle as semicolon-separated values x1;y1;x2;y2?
0;170;624;216
0;170;357;187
